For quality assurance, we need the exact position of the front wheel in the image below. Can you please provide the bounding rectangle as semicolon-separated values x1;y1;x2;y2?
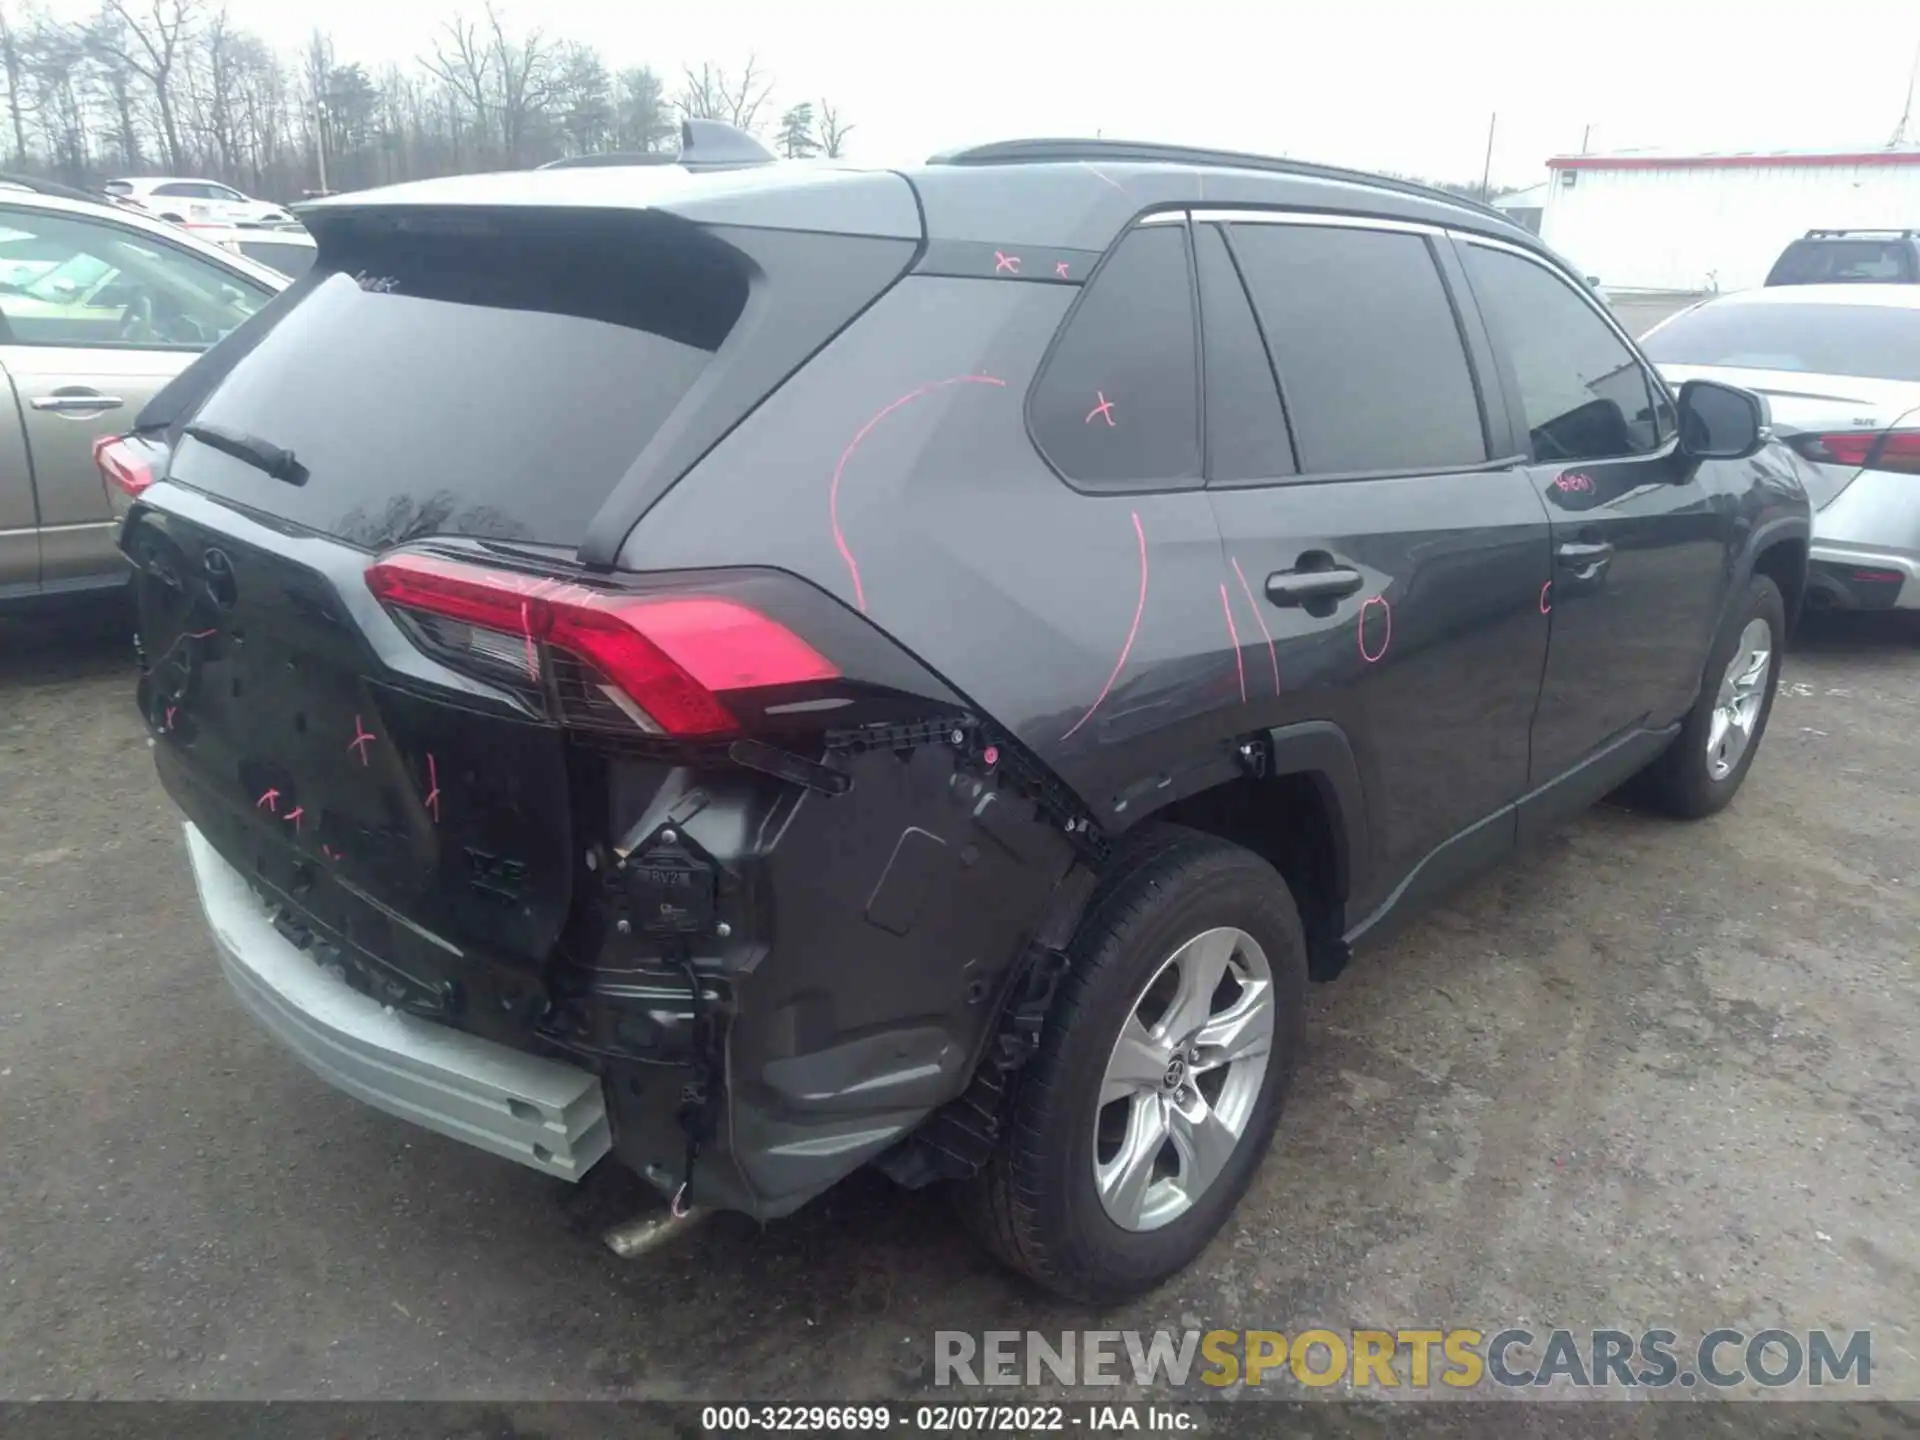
959;828;1307;1302
1629;573;1785;819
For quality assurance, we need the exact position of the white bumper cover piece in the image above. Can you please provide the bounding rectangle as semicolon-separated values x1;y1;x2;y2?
185;823;611;1180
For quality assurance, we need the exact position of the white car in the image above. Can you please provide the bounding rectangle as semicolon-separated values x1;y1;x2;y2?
191;223;316;279
1641;283;1920;612
105;177;294;229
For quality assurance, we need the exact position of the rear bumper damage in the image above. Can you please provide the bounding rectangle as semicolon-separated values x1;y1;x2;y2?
187;823;613;1180
180;721;1085;1221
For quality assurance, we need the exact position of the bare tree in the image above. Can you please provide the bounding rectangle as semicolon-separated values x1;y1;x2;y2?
483;3;551;167
420;12;492;161
675;55;771;133
817;98;852;158
0;1;32;165
90;0;199;170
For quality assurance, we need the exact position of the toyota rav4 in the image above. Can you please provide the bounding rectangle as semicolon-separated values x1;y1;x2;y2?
116;129;1812;1302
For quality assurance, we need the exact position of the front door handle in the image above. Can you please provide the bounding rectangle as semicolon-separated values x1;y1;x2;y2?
1266;566;1366;606
1551;537;1612;572
32;391;124;413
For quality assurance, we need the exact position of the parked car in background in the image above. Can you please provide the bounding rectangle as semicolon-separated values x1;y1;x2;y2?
106;177;295;228
193;223;317;279
118;128;1808;1301
1642;284;1920;612
0;190;284;609
1764;229;1920;287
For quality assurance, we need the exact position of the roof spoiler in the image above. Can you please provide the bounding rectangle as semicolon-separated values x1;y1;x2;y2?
539;119;777;173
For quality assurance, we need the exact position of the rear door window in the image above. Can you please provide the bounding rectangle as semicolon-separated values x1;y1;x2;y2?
1228;222;1488;475
1193;222;1296;481
1463;242;1664;463
175;209;750;547
1028;222;1201;491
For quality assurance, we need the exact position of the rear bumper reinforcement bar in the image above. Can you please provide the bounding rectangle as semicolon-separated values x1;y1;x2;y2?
185;823;612;1181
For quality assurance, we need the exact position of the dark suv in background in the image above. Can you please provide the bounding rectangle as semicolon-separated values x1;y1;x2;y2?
1766;228;1920;286
118;130;1810;1302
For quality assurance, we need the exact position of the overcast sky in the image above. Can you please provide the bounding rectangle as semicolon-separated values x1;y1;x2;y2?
45;0;1920;186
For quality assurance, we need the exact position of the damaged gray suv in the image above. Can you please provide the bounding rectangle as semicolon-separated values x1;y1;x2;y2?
120;124;1809;1301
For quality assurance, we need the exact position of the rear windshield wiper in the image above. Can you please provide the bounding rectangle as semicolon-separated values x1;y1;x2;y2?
183;422;308;486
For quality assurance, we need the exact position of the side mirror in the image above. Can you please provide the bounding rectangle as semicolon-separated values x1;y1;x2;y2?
1677;379;1769;461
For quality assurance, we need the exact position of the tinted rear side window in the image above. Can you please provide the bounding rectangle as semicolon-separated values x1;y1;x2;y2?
1641;300;1920;382
1028;223;1201;490
1229;223;1487;474
1193;222;1295;481
177;209;748;546
1768;239;1916;285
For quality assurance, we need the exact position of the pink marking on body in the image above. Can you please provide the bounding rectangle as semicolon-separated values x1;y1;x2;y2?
1229;556;1280;696
348;715;377;766
1086;392;1117;427
255;787;280;813
322;845;341;862
829;375;1008;613
424;752;441;823
982;745;1000;767
1061;511;1149;742
283;806;304;832
186;628;217;640
164;705;177;730
1358;595;1393;664
1054;261;1071;279
1539;580;1553;615
993;250;1020;275
1218;584;1246;703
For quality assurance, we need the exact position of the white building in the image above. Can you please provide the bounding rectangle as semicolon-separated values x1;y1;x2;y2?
1539;148;1920;293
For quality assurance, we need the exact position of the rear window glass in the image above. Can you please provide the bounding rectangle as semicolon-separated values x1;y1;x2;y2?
1641;302;1920;382
1767;240;1915;285
1028;223;1201;491
1229;224;1487;475
178;209;748;547
237;240;316;278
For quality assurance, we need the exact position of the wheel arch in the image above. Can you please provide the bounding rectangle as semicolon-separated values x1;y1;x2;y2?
1130;721;1370;981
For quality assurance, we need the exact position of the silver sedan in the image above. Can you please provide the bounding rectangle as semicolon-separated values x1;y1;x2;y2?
1642;284;1920;613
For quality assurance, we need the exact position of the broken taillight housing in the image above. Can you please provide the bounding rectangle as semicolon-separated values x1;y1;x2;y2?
364;551;839;738
93;434;155;499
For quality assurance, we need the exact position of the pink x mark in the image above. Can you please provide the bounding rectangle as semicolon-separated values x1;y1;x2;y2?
424;752;441;823
255;787;280;813
1054;261;1070;279
993;250;1021;275
1086;391;1117;427
348;715;377;766
283;806;305;832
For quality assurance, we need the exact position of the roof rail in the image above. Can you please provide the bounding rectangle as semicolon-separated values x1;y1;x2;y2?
540;118;777;173
1804;227;1919;239
928;138;1512;224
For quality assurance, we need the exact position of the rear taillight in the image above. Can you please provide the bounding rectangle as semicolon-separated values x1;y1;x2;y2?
365;552;839;738
93;435;154;498
1790;429;1920;474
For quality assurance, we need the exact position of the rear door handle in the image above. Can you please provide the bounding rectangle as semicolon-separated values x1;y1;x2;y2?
1265;566;1366;605
31;391;124;413
1555;540;1614;571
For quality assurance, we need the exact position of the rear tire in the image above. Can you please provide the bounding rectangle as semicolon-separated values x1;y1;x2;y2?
1628;574;1785;819
959;826;1307;1302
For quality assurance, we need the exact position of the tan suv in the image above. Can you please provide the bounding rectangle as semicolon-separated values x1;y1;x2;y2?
0;191;283;609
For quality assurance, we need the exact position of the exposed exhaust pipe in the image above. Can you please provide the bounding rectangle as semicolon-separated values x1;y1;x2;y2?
603;1204;708;1259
